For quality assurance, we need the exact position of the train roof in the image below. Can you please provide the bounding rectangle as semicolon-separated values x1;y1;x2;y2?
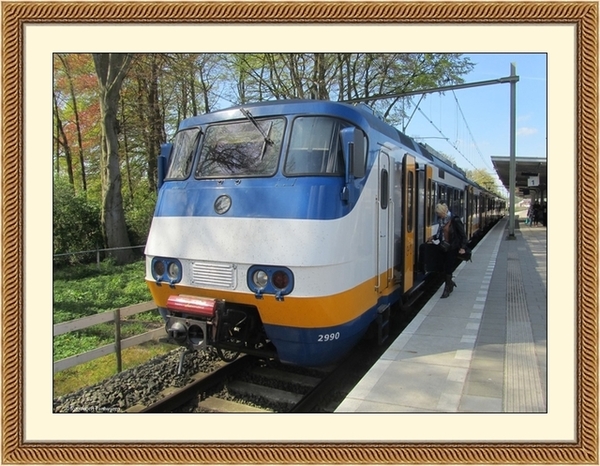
181;99;400;137
180;99;432;159
178;99;501;198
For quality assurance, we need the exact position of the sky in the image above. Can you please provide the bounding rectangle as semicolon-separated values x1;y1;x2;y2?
400;53;547;192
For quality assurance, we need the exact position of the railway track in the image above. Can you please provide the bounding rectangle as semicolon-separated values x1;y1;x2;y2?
133;277;446;414
134;351;359;413
121;261;462;415
135;355;254;413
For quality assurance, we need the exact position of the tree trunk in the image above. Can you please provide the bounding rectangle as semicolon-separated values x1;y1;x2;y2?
53;91;74;186
148;55;162;190
93;53;134;265
58;55;88;193
312;53;329;100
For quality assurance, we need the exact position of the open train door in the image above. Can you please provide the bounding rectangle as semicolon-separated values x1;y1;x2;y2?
466;185;474;238
377;151;392;294
402;153;416;292
425;165;434;241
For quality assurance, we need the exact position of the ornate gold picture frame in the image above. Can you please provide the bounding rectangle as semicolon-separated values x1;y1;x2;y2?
2;1;597;463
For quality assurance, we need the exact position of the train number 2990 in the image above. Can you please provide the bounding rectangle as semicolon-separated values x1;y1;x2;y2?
318;332;340;342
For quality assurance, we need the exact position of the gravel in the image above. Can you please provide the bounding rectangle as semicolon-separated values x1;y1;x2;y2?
53;348;223;413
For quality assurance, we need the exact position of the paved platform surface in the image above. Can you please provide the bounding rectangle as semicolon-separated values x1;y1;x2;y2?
336;217;547;413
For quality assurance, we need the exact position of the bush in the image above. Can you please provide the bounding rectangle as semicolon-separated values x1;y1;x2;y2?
125;191;157;246
53;178;103;264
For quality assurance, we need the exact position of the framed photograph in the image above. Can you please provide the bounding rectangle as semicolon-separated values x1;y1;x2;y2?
2;1;597;463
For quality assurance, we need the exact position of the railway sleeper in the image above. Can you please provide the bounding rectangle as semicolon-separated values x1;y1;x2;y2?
198;396;272;413
227;380;303;411
248;367;321;393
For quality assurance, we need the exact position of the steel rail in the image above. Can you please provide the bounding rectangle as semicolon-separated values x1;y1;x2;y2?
140;355;254;413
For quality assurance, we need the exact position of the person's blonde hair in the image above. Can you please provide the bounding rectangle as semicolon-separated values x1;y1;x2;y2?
435;203;449;216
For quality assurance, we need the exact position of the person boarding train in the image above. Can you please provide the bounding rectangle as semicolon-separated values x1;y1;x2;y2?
426;203;468;298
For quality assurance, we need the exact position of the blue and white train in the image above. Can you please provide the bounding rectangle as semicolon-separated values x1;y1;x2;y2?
145;99;504;367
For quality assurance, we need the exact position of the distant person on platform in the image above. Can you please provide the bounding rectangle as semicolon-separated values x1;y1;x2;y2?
427;203;468;298
532;202;541;226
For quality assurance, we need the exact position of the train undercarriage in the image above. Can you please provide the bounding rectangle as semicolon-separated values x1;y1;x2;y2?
162;296;278;365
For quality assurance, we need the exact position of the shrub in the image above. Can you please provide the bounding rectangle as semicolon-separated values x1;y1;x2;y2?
125;191;157;247
53;178;103;265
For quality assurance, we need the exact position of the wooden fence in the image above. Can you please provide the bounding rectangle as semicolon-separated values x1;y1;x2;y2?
53;301;167;374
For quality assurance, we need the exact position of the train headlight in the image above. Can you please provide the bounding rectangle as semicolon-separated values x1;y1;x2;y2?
272;270;290;290
151;257;182;285
167;262;181;280
153;260;166;278
247;265;294;300
252;270;269;288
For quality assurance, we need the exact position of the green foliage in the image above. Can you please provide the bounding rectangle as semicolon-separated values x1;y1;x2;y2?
53;317;162;361
465;168;502;196
53;259;159;364
53;53;478;252
53;259;152;324
125;191;157;246
54;330;108;361
53;177;103;264
54;341;177;396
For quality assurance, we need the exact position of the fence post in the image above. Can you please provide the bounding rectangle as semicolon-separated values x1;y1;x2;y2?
96;243;101;270
114;308;122;373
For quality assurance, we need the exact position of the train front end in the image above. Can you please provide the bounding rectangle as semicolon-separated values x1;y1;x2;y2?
145;101;377;367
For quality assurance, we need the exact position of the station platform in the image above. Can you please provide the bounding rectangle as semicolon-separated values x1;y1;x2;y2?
336;216;547;413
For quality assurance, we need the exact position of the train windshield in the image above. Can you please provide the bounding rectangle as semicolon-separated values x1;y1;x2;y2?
285;117;345;176
166;127;201;180
195;118;285;178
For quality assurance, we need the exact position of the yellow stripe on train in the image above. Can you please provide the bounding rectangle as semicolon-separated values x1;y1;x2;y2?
146;270;398;329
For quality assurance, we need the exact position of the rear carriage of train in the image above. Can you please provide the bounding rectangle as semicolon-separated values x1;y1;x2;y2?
145;100;433;367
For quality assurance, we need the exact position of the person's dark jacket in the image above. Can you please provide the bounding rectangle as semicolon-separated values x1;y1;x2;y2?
449;216;468;251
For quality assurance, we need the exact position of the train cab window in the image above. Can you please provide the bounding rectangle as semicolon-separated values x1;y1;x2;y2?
195;118;285;178
285;117;349;176
166;127;201;180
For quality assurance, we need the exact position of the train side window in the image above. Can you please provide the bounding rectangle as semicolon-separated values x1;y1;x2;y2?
431;181;438;223
286;117;345;176
380;169;389;209
355;132;368;178
427;178;433;224
407;170;414;232
166;127;201;180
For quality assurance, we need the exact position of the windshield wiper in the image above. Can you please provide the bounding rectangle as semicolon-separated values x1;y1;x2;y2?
240;108;274;146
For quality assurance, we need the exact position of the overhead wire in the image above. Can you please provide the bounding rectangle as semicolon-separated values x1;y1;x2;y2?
451;90;495;173
416;106;478;171
417;92;506;194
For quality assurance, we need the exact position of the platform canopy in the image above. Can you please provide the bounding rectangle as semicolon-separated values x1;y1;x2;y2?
491;156;547;199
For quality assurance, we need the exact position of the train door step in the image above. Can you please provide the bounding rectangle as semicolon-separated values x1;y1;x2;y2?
377;304;391;345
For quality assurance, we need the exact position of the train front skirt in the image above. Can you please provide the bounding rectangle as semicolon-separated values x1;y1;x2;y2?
263;309;376;367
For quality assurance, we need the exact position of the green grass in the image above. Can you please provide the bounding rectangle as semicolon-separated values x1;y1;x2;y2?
53;259;175;396
54;340;178;397
53;259;152;324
